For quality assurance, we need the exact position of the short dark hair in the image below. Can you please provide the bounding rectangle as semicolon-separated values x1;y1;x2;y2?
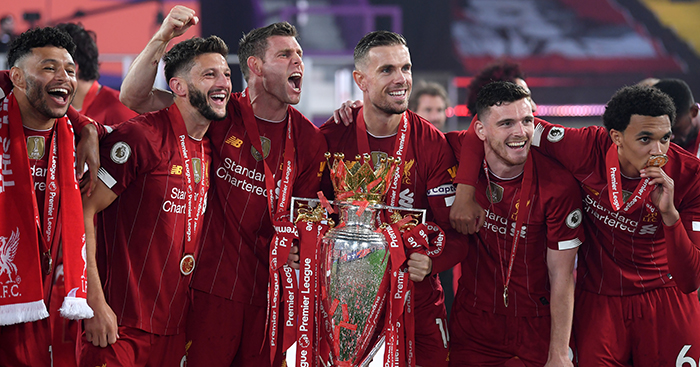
8;27;76;68
55;23;99;81
409;81;448;111
354;30;407;68
467;60;525;116
238;22;298;81
653;78;695;123
163;36;229;82
475;81;530;118
603;85;676;132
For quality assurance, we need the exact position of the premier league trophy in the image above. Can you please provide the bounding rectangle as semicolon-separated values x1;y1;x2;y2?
291;152;427;367
321;152;393;366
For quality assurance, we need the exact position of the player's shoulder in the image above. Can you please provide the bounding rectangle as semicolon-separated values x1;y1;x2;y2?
107;108;169;145
667;144;700;178
532;150;579;189
534;119;608;146
319;109;357;140
288;106;320;133
100;85;121;99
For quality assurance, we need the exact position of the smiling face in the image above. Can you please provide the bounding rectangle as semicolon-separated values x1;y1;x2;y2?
259;35;304;105
356;44;412;116
16;46;77;119
184;52;232;121
612;114;672;177
476;98;534;177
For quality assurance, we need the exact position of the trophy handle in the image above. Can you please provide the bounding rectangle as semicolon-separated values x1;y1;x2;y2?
359;335;386;367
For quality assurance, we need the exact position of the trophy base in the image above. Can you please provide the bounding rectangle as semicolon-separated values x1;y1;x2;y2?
284;337;386;367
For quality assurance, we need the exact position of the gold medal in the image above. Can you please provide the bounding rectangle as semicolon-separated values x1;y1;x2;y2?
180;254;195;276
646;154;668;168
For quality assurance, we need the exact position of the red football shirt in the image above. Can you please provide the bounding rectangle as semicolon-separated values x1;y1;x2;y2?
450;120;700;296
190;93;327;306
81;82;137;127
454;150;583;317
96;105;211;335
320;108;460;310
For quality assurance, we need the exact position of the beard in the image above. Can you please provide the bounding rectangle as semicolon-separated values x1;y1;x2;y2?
188;85;227;121
373;98;408;115
487;139;529;167
26;76;70;119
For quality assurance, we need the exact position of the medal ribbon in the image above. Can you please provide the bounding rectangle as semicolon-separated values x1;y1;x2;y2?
238;89;297;362
39;127;59;274
482;152;534;307
296;220;326;367
605;143;654;213
168;105;208;263
356;110;414;366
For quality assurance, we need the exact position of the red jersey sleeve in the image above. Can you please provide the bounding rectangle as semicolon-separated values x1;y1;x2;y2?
665;157;700;293
97;116;161;196
451;117;609;187
450;116;484;186
529;118;609;176
534;152;585;251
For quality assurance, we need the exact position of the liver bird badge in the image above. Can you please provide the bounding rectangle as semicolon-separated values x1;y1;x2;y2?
0;228;20;283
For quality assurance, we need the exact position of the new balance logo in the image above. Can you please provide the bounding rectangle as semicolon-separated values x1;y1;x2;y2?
225;135;243;148
171;165;183;175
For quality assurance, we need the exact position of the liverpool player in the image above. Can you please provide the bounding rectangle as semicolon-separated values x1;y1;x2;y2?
79;35;230;366
118;6;327;366
437;81;581;366
452;85;700;366
46;22;138;367
319;30;457;367
0;27;93;367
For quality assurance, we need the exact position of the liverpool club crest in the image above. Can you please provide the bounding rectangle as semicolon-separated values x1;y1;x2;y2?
0;228;20;283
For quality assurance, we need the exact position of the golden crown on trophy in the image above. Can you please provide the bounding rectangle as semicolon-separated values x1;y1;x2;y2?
325;152;400;204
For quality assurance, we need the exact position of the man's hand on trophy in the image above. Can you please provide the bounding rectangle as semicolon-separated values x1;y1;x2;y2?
407;252;432;282
287;244;300;269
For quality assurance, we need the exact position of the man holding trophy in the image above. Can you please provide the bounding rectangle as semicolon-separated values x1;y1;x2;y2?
316;30;459;367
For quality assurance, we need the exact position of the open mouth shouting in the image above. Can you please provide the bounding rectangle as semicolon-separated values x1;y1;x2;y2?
47;86;73;106
288;72;302;93
209;89;229;107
